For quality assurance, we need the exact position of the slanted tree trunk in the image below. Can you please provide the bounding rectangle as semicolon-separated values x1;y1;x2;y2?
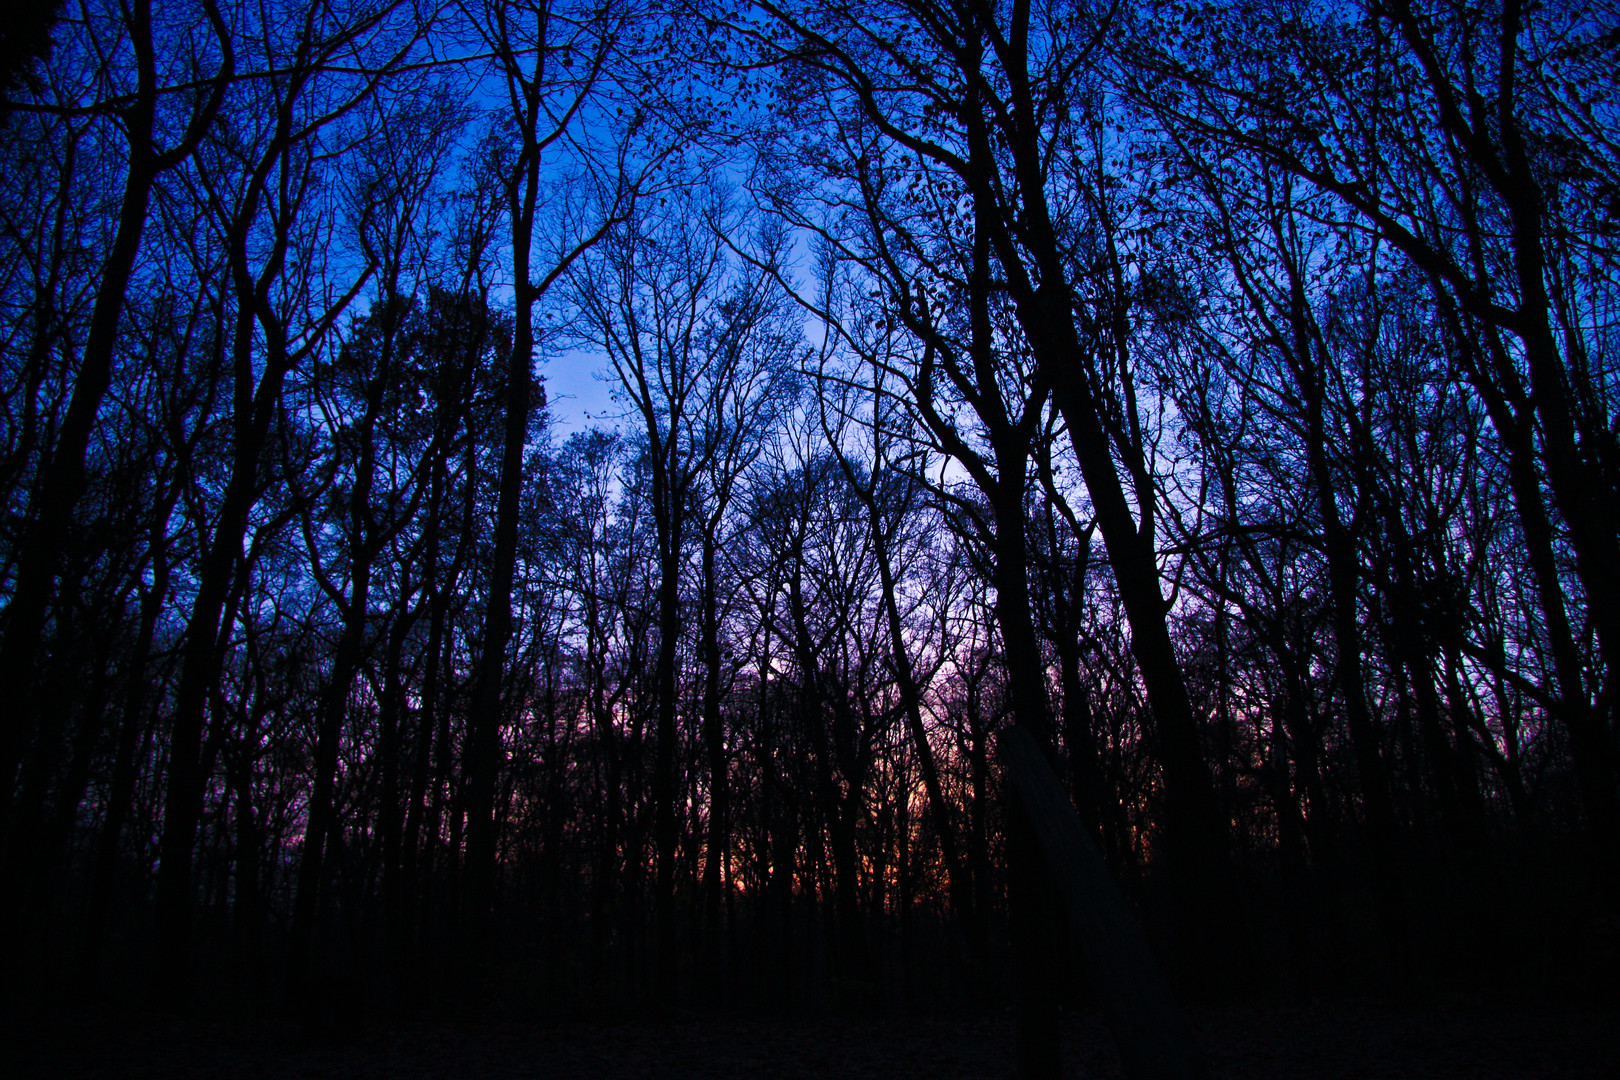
1001;725;1207;1080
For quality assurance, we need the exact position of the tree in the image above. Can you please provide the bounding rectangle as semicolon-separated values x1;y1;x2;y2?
571;183;793;996
455;0;655;978
1126;0;1620;899
151;0;414;1003
0;0;231;858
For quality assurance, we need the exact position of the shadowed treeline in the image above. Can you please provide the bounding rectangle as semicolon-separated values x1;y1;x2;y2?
1;2;1615;1075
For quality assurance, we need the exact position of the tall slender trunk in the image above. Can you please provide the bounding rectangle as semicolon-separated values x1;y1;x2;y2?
0;0;227;828
401;334;479;975
287;301;399;1006
869;493;969;930
227;697;266;997
756;616;796;1010
80;536;167;982
1034;484;1107;851
957;0;1230;993
649;453;682;998
378;607;412;994
31;628;117;915
152;36;313;1000
1381;520;1480;851
462;240;537;984
988;450;1063;1080
699;527;728;1002
400;579;445;969
1298;363;1408;969
286;594;371;996
827;678;872;999
785;541;865;995
0;1;160;817
153;322;296;1004
1459;323;1619;895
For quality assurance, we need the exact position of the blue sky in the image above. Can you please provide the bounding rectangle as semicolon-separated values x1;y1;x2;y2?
543;346;622;437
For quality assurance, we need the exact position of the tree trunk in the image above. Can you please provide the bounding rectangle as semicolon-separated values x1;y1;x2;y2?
700;527;728;1002
650;452;682;999
152;321;296;1006
1001;725;1207;1080
0;0;161;819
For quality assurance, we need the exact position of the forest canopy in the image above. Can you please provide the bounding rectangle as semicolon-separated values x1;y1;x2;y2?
0;0;1616;1047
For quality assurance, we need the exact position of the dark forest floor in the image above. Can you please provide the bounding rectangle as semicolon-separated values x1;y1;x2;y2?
8;994;1618;1079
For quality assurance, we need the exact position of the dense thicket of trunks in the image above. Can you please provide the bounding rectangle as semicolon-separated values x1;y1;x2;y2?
0;0;1614;1032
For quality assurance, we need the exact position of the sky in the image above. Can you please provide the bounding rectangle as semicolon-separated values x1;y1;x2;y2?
543;346;622;438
